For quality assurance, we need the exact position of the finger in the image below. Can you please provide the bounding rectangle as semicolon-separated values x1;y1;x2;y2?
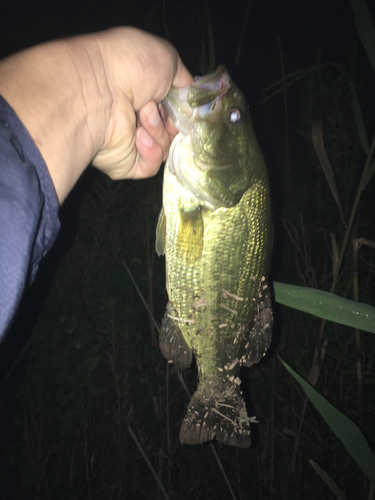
139;101;172;161
164;113;179;138
133;126;164;179
172;54;194;88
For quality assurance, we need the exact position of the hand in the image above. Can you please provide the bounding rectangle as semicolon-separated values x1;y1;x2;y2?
0;27;193;203
91;27;193;180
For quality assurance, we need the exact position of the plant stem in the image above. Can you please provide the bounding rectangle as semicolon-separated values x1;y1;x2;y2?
128;425;170;500
210;443;238;500
353;239;364;429
330;131;375;293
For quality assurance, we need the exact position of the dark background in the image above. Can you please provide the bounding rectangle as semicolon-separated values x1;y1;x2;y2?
0;1;374;499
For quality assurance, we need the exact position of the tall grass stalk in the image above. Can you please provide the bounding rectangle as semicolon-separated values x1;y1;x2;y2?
353;238;375;428
329;132;375;291
127;425;170;500
235;0;252;67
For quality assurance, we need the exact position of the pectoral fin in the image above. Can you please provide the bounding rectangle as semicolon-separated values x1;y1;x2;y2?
177;208;204;263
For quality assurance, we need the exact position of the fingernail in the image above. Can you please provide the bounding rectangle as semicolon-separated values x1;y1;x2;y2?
147;103;160;127
138;127;153;147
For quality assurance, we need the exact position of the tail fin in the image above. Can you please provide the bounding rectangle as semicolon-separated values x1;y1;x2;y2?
179;378;251;448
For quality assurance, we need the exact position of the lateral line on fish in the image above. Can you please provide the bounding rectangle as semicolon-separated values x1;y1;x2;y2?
222;289;244;301
167;314;195;324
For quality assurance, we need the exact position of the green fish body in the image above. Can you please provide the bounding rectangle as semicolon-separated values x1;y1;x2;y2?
156;65;273;447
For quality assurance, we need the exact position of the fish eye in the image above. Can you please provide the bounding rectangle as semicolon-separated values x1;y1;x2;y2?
228;108;242;124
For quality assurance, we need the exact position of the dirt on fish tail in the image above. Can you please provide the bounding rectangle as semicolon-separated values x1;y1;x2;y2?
179;377;252;448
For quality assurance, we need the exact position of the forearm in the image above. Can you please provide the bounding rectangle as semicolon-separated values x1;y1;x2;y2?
0;34;111;204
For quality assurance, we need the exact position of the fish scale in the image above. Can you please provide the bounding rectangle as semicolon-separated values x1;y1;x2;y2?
156;65;273;447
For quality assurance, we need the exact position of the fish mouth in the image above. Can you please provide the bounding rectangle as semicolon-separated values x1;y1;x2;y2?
163;65;231;136
163;65;233;208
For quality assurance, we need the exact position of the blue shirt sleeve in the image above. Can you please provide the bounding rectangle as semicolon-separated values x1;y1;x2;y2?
0;96;60;341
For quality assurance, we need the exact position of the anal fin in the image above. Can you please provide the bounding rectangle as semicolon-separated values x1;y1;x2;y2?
159;304;193;370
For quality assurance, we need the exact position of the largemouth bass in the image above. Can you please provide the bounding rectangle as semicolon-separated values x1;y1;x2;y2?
156;65;273;448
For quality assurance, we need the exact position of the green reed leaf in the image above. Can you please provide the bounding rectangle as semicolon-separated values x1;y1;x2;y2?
274;282;375;334
280;358;375;485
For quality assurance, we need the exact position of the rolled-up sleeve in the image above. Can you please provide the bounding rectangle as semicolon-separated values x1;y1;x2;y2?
0;96;60;341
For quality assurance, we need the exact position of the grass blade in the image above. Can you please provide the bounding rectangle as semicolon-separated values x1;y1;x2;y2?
328;61;370;154
205;1;216;73
263;61;370;154
361;156;375;192
235;0;252;67
312;121;346;227
347;70;370;154
261;66;318;102
280;358;375;484
127;425;170;500
309;459;348;500
273;281;375;334
350;0;375;74
209;443;237;500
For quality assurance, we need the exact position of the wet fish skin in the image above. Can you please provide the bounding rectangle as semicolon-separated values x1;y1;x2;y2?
156;65;273;447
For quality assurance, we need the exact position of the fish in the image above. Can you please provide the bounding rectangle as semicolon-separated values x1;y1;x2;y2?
155;65;273;448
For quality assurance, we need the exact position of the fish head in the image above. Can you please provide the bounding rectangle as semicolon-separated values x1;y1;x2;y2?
163;65;262;208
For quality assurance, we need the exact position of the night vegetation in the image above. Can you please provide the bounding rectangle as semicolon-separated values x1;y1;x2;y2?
0;0;374;498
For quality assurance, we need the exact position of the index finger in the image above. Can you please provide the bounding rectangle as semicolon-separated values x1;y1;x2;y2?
172;56;194;89
163;57;193;136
